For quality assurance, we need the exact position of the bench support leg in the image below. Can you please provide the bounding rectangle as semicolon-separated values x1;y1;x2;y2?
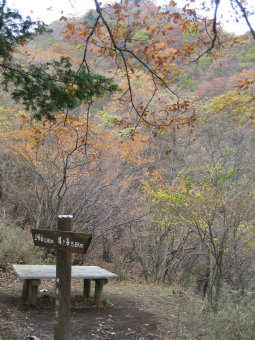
83;279;91;299
22;279;29;301
94;280;104;307
94;279;108;307
22;279;41;305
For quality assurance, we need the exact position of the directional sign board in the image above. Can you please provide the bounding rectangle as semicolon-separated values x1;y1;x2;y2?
31;229;92;254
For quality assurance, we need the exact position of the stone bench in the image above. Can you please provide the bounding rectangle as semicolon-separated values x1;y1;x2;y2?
12;264;118;307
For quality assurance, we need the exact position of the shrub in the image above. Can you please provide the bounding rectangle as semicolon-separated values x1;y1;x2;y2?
205;294;255;339
0;221;44;269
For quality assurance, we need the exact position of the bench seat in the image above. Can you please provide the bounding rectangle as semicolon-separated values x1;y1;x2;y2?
12;264;118;307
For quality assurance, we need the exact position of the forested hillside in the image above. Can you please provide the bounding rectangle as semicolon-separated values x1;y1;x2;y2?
1;0;255;313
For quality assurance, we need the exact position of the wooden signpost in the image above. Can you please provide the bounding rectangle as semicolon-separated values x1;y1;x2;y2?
31;229;92;254
31;215;92;340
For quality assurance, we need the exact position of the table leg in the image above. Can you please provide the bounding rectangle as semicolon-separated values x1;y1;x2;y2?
83;279;91;299
94;279;108;307
22;280;29;301
25;279;41;305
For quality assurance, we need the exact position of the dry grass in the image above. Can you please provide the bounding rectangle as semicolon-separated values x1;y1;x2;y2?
104;281;207;339
2;268;255;339
105;281;255;340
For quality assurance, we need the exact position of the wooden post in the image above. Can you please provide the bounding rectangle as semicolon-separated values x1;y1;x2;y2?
54;215;73;340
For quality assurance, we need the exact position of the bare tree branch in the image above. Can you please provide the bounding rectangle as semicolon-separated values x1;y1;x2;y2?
233;0;255;40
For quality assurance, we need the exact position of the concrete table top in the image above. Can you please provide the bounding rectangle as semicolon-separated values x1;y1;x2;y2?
12;264;118;280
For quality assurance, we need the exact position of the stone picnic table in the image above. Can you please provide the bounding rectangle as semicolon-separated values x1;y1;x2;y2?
12;264;118;307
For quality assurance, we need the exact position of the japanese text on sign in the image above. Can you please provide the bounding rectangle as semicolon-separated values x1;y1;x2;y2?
31;229;92;254
57;236;84;249
34;233;54;245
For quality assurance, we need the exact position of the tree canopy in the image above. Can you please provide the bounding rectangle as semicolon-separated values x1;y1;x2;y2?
1;0;255;121
0;0;118;120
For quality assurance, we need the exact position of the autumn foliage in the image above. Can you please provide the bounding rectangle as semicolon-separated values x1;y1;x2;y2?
1;0;255;309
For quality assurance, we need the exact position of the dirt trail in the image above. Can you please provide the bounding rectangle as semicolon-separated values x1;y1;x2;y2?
0;271;158;340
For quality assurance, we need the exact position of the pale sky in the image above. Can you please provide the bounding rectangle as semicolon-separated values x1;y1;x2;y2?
8;0;95;23
7;0;255;35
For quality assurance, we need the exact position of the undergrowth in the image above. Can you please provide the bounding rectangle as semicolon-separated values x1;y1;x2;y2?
105;281;255;340
0;221;44;269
